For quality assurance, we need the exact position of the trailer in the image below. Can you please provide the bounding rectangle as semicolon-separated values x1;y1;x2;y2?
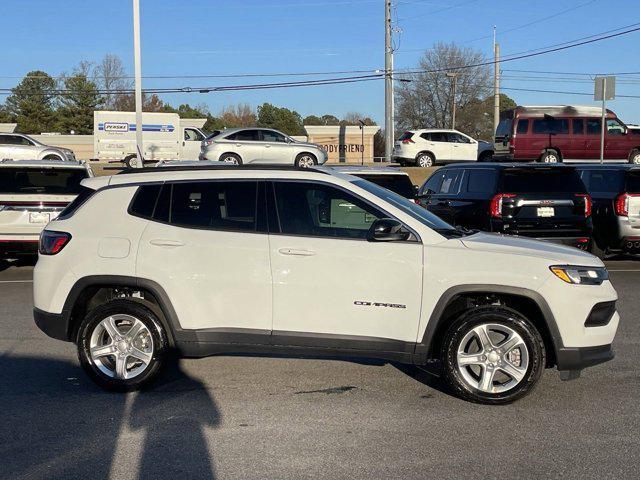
93;111;207;168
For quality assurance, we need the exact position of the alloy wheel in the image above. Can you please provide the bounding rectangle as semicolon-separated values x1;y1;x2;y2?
298;155;315;168
632;153;640;164
89;314;154;380
418;154;433;168
456;323;529;394
542;153;558;163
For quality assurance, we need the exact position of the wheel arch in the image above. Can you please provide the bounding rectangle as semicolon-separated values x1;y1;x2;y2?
417;285;561;367
218;152;242;162
39;149;65;160
62;275;180;346
415;150;435;160
296;151;318;160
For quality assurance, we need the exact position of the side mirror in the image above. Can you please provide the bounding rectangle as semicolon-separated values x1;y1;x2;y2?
367;218;411;242
414;184;420;193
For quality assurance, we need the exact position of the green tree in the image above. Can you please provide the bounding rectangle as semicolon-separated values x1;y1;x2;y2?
321;114;340;126
257;103;304;135
5;71;57;133
0;104;15;124
456;93;517;140
303;114;323;125
56;72;104;134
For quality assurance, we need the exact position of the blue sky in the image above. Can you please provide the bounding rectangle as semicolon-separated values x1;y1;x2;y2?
1;0;639;124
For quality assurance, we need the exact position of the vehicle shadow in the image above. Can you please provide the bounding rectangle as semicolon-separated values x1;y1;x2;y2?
0;255;37;272
0;353;220;480
391;361;455;398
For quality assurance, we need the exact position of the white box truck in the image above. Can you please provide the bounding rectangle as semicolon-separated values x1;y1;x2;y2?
93;111;208;168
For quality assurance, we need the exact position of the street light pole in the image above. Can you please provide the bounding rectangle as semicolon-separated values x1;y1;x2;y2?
384;0;394;163
133;0;143;168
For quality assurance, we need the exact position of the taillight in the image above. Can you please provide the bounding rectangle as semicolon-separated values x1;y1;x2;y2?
489;193;515;218
575;193;592;217
204;139;216;146
39;230;71;255
614;193;640;216
402;138;415;144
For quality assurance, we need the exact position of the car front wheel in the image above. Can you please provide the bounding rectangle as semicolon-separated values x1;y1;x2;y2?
295;153;317;168
441;306;545;404
628;149;640;164
77;299;168;391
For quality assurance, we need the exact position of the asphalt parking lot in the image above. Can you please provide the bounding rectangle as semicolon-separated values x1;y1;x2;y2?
1;258;639;480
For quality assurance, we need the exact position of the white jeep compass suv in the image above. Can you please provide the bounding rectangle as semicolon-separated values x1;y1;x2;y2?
33;165;619;404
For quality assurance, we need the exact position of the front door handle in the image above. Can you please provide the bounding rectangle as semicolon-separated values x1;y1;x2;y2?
149;239;185;248
278;248;316;256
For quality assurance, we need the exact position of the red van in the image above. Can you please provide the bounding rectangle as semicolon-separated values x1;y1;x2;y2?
494;105;640;164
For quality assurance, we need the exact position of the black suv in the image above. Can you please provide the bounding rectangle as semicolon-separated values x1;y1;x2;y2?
417;163;593;249
577;165;640;256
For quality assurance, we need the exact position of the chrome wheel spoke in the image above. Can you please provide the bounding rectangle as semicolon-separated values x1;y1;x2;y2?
498;333;524;354
102;316;121;341
473;324;494;351
125;319;145;343
130;347;152;365
498;360;526;382
479;366;496;392
115;354;128;379
457;353;484;367
91;344;115;358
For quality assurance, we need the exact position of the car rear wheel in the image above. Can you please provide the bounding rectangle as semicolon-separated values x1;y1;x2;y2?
77;299;168;391
295;153;317;168
219;153;242;165
416;152;435;168
43;154;63;161
539;149;561;163
478;151;493;162
124;155;139;169
628;149;640;164
441;306;545;404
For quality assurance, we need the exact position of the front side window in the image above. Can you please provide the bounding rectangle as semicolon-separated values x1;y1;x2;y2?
155;181;258;232
448;133;471;144
419;173;442;195
435;169;463;194
184;129;204;141
273;182;385;239
606;119;625;135
262;130;287;143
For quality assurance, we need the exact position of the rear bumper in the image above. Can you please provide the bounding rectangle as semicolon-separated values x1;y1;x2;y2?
0;239;39;255
33;307;70;341
556;344;614;372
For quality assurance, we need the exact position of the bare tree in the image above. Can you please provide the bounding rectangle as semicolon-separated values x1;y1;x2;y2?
395;42;491;132
95;54;133;110
219;103;256;128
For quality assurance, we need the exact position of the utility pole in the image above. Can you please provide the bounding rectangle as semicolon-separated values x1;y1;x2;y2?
446;72;459;130
384;0;393;163
493;26;500;138
133;0;143;168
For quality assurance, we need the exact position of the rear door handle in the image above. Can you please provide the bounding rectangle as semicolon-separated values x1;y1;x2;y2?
149;239;185;248
278;248;316;256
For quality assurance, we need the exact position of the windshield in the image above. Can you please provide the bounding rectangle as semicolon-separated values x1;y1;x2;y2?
353;173;416;198
353;179;459;236
0;167;88;194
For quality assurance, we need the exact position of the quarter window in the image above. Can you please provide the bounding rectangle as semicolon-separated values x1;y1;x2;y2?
516;120;529;134
466;169;497;194
154;181;258;232
572;119;584;135
273;182;385;239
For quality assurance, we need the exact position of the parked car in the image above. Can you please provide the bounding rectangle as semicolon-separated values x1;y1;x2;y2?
393;129;491;167
199;128;328;167
34;165;617;404
494;105;640;164
417;163;593;250
0;160;92;256
577;165;640;256
0;133;76;162
330;166;417;199
94;111;208;168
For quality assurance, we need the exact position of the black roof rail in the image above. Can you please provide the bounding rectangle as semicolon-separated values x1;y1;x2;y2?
116;164;329;175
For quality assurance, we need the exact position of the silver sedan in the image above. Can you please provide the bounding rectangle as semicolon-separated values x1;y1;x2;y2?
0;133;75;161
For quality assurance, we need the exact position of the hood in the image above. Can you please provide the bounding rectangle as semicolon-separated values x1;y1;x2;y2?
292;140;321;149
461;232;602;266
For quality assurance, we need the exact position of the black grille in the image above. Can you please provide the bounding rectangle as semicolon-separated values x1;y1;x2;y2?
585;301;616;327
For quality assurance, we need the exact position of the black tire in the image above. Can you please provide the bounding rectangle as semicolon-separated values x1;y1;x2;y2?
589;240;607;259
124;155;139;169
295;153;317;168
441;306;545;405
43;154;63;161
539;149;562;163
77;299;168;391
628;148;640;165
416;151;435;168
219;153;242;165
478;151;493;162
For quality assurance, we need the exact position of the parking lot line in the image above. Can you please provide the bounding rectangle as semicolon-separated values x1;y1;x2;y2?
608;269;640;272
0;280;33;283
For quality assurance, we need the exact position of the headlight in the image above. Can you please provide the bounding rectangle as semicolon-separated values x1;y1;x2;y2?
550;265;609;285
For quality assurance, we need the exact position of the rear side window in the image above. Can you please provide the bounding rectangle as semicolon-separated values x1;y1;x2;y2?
155;181;258;232
516;120;529;134
572;119;584;135
354;174;415;198
466;169;497;194
129;184;162;219
501;169;586;193
226;130;260;141
579;170;624;195
430;132;449;142
57;186;96;220
532;118;569;134
0;167;88;194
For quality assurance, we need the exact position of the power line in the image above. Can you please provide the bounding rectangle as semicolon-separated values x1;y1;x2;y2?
501;86;640;99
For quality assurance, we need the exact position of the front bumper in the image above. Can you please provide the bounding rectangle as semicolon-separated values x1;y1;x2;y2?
556;344;614;375
33;307;70;341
